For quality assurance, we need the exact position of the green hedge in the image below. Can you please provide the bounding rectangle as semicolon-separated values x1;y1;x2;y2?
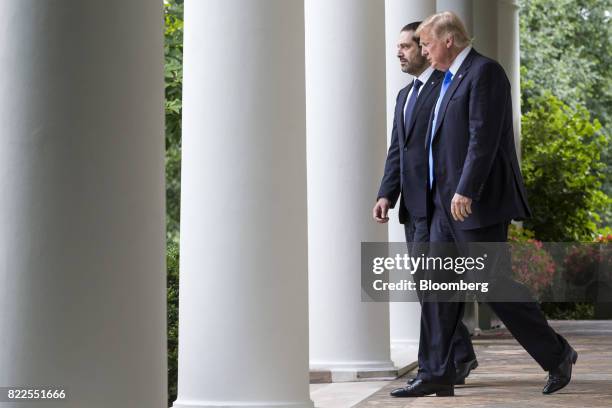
167;242;179;406
521;92;610;242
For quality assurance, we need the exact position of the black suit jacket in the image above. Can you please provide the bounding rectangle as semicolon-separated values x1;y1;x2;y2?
425;48;531;230
377;70;443;222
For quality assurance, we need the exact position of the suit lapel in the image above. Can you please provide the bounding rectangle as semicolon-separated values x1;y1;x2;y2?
431;49;477;141
404;71;442;143
396;82;412;144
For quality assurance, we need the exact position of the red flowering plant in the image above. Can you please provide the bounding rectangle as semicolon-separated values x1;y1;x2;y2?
563;232;612;287
596;233;612;287
508;224;556;298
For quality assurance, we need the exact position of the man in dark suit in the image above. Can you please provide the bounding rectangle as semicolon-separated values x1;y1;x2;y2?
389;12;577;398
373;22;478;386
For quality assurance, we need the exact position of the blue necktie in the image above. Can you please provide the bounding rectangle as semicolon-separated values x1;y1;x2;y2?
404;79;422;135
429;70;454;188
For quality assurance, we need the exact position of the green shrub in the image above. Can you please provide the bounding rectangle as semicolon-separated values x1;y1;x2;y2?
540;302;595;320
164;2;182;403
167;242;179;406
165;0;183;245
521;92;610;242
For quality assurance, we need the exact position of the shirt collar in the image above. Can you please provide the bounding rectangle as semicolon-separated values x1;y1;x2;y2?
416;66;435;85
448;46;472;77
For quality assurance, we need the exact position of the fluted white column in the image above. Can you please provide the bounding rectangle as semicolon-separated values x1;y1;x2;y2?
173;1;313;407
497;0;522;153
0;1;166;407
384;0;436;367
437;0;473;35
307;0;396;380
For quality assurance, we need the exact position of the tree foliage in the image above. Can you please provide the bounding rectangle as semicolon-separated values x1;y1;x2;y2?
166;242;179;406
521;92;610;241
164;1;183;406
165;0;183;245
520;0;612;225
519;0;611;125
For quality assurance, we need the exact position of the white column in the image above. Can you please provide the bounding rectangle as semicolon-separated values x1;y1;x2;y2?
466;0;520;330
0;1;166;408
466;0;500;334
472;0;498;58
436;0;473;36
497;0;522;154
384;0;436;367
306;0;395;381
173;1;312;407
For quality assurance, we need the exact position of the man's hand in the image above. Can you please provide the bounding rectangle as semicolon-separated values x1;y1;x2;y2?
451;193;472;222
373;198;391;223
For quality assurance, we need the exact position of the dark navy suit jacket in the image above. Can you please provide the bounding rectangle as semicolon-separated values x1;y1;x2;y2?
425;48;531;230
377;70;443;222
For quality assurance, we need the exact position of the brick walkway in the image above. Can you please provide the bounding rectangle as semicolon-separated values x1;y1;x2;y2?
353;320;612;408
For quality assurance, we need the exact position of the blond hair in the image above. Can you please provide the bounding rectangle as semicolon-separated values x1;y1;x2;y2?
416;11;471;48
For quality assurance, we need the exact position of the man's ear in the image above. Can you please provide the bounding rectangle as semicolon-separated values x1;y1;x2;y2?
445;35;454;49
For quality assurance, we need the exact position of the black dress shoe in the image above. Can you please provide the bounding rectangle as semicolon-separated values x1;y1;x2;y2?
543;347;578;394
390;378;454;397
455;358;479;385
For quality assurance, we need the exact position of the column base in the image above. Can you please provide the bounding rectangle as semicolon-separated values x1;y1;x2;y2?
309;360;402;383
390;340;419;377
172;400;314;408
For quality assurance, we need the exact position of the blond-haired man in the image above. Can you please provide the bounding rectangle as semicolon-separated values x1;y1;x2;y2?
390;12;577;398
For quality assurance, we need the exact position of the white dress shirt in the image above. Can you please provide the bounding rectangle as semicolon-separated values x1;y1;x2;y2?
448;45;472;78
403;65;435;117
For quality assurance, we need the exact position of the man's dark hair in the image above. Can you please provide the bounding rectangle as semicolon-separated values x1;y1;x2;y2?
401;21;422;46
